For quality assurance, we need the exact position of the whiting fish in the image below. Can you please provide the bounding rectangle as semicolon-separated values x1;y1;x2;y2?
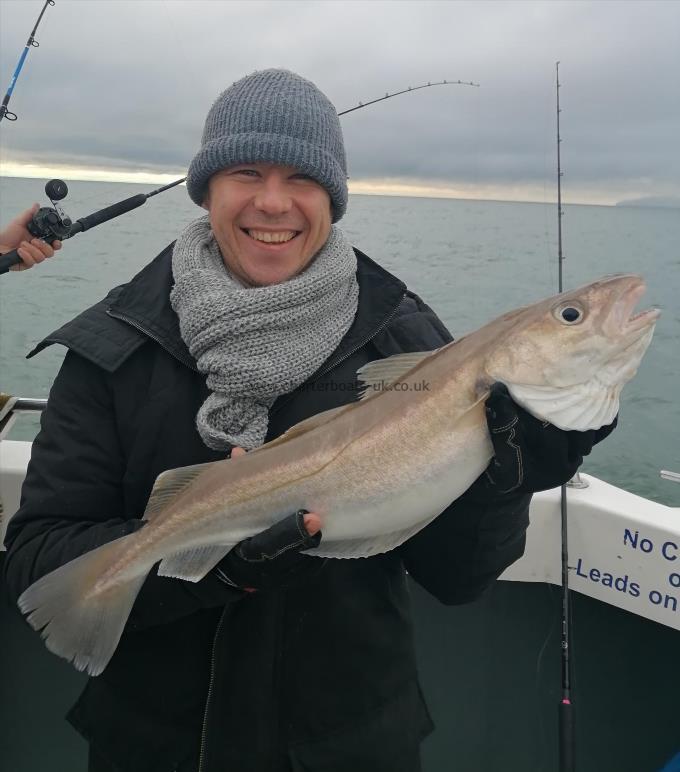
18;274;659;675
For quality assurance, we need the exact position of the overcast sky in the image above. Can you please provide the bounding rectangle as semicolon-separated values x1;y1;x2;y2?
0;0;678;205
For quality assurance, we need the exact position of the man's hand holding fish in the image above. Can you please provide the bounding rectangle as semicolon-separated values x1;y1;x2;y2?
481;382;617;495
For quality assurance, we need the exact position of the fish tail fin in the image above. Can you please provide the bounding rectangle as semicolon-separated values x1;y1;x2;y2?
18;536;148;676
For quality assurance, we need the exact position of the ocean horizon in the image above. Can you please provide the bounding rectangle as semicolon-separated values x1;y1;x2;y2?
3;172;679;210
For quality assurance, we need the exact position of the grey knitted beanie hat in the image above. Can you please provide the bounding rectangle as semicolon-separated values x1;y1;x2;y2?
187;69;348;222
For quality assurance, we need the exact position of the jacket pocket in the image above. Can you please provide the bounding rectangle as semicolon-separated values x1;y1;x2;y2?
288;679;434;772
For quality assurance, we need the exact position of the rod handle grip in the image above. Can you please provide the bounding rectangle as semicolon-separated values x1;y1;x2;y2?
75;193;147;231
559;700;575;772
0;248;22;274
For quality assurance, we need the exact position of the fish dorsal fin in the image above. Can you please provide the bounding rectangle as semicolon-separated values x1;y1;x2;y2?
142;462;215;520
356;350;436;401
260;404;352;450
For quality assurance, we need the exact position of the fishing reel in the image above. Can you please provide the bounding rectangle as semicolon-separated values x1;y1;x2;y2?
27;179;73;242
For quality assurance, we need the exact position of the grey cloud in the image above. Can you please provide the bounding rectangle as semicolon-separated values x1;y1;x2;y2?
0;0;678;201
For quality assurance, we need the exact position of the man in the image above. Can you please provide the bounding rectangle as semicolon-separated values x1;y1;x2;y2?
3;69;613;772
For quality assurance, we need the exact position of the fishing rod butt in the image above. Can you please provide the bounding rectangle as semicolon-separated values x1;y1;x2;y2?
559;698;575;772
0;249;22;275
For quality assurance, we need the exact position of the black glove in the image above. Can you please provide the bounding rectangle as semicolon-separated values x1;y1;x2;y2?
213;509;325;593
481;382;617;495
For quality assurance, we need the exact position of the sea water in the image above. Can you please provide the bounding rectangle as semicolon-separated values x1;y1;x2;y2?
0;177;678;504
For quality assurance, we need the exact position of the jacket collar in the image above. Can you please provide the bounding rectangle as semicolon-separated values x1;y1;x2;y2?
107;242;407;373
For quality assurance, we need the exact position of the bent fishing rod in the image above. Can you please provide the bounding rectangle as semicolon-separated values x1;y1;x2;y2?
0;0;55;123
0;78;479;275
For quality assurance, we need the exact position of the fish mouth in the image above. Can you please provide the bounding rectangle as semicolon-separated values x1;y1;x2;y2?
627;306;660;331
606;277;660;336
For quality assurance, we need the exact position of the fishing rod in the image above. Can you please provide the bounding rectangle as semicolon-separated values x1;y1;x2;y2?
0;0;55;123
0;77;479;275
556;60;575;772
0;178;185;274
338;78;479;115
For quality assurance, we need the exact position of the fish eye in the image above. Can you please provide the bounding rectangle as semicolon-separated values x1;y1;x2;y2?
553;303;584;325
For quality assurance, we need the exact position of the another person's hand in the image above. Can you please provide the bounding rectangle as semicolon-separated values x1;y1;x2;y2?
482;382;618;495
0;204;62;271
213;447;324;592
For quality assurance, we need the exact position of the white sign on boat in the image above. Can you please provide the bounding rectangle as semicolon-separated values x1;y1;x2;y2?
502;475;680;631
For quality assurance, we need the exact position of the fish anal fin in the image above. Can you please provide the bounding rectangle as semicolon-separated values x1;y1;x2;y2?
143;462;215;521
356;350;437;401
157;544;232;582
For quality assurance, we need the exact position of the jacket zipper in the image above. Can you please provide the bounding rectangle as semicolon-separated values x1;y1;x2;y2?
198;607;227;772
106;309;199;372
318;291;407;378
264;291;407;768
268;291;407;420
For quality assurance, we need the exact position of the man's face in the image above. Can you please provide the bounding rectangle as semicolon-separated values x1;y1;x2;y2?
204;162;333;287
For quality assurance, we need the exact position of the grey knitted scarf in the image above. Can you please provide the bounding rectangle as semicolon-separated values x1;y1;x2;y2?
170;215;359;451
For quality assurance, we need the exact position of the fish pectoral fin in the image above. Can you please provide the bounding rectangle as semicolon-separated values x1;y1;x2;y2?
302;516;439;559
356;350;437;401
157;544;233;582
506;381;621;431
143;462;216;520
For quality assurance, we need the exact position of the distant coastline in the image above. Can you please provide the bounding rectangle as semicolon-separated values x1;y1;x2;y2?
614;196;680;210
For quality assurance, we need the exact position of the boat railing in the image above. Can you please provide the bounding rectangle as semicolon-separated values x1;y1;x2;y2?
0;395;47;440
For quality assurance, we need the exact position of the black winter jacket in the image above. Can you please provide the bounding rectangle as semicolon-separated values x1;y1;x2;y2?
3;245;531;772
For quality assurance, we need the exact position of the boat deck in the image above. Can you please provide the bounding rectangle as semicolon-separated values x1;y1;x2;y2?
1;557;678;771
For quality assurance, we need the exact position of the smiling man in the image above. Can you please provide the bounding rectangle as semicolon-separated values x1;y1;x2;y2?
4;69;613;772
